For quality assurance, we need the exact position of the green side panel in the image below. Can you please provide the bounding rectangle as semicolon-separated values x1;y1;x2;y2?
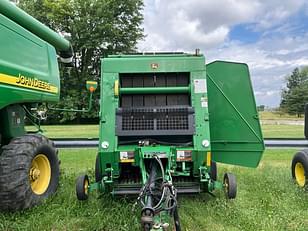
0;14;60;110
206;61;264;168
0;0;70;52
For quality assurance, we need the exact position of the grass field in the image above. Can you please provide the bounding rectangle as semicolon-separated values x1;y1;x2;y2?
261;124;304;138
259;111;303;120
26;125;99;138
1;148;308;231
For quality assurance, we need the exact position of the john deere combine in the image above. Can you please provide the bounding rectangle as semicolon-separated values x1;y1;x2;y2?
0;1;72;210
76;53;265;230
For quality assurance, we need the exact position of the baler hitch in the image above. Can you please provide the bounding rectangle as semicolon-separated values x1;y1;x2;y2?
137;156;181;231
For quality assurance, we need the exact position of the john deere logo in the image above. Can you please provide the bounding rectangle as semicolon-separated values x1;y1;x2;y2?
16;74;51;91
151;63;158;69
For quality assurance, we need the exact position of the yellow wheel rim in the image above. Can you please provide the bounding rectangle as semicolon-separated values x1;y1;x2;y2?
84;179;89;195
295;162;306;187
224;178;229;193
29;154;51;195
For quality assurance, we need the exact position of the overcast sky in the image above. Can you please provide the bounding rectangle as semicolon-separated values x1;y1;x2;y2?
137;0;308;107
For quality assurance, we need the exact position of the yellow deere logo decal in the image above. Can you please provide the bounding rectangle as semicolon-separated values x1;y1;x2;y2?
0;73;58;94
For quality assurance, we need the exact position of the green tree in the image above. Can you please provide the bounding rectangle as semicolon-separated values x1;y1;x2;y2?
280;67;308;117
19;0;144;124
257;105;265;111
286;68;301;89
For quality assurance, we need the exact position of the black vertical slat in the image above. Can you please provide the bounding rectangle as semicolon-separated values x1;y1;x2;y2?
132;74;144;106
132;75;143;87
121;74;133;87
121;95;133;107
177;94;190;105
155;73;166;106
143;73;154;87
167;94;178;105
176;73;189;86
144;74;155;106
166;73;177;86
144;94;156;106
156;73;166;87
155;95;166;106
133;95;144;106
166;74;177;107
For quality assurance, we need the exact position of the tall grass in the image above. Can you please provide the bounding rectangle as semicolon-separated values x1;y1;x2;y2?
1;149;308;230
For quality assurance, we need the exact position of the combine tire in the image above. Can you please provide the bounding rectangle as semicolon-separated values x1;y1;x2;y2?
0;134;59;211
76;174;89;200
224;173;237;199
291;149;308;188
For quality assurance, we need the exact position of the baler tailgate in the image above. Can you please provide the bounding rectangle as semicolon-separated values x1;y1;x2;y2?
207;61;264;168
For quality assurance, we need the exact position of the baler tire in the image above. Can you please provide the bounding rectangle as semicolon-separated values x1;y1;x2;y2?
173;206;181;231
224;173;237;199
0;134;59;211
76;174;89;201
291;150;308;188
95;154;102;182
210;161;217;181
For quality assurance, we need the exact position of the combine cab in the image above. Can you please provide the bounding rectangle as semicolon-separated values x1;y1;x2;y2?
76;53;265;230
0;1;72;210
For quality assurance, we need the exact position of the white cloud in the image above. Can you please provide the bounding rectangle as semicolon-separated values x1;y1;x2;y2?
206;34;308;106
138;0;308;107
139;0;305;51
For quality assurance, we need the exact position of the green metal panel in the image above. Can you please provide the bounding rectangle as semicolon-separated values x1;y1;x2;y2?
206;61;264;168
0;13;60;110
102;55;205;73
0;0;70;52
191;70;211;153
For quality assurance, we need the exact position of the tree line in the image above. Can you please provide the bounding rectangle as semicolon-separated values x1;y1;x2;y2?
280;66;308;117
19;0;144;124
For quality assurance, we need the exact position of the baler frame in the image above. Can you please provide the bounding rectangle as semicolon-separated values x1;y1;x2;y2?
76;53;264;230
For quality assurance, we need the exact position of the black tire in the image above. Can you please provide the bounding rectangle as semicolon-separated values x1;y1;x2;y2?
173;206;181;231
76;174;89;200
224;173;237;199
210;161;217;181
304;104;308;139
0;134;59;211
291;149;308;188
95;154;102;182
